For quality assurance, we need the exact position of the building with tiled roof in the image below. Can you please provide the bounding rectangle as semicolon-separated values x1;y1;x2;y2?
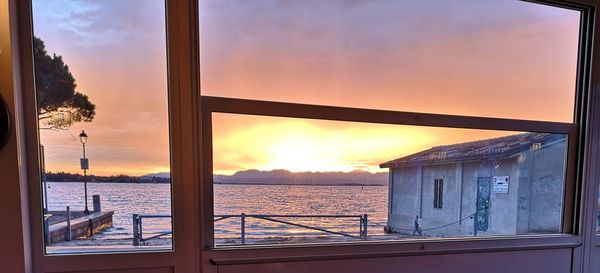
380;133;567;237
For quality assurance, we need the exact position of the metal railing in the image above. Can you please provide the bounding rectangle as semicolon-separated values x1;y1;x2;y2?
132;213;369;246
214;213;368;244
132;214;172;246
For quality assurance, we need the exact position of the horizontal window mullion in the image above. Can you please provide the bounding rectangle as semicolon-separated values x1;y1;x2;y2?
201;96;575;134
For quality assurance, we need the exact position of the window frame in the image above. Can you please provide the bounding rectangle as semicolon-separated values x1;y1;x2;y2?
198;0;596;268
14;0;200;272
6;0;600;272
200;98;578;249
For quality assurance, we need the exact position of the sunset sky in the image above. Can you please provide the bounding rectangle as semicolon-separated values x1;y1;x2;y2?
33;0;580;176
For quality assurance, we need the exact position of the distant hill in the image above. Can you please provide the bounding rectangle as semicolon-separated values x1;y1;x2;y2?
213;169;388;186
144;172;171;179
82;170;390;186
46;172;170;183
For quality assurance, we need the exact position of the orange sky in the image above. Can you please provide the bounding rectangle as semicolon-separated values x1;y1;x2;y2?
212;114;525;175
33;0;580;176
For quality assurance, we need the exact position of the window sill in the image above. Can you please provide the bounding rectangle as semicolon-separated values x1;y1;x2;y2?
205;234;581;266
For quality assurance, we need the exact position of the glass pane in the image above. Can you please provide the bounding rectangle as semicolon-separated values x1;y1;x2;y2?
32;0;173;254
212;113;568;246
200;0;580;122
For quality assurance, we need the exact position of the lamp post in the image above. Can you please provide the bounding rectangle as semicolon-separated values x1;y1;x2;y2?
79;130;90;214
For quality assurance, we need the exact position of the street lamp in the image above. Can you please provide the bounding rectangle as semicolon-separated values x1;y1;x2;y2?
79;130;90;214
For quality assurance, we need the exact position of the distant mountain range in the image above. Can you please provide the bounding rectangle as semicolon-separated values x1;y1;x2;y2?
116;170;388;186
146;170;388;186
144;172;171;179
216;169;389;186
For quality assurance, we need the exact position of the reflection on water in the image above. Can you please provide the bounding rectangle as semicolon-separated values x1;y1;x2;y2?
46;182;173;243
214;184;388;244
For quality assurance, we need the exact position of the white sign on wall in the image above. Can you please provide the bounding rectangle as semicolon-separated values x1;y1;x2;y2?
493;176;509;194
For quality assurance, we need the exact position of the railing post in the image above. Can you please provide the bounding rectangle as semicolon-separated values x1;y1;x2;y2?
43;216;50;245
89;219;94;237
359;216;363;238
139;217;143;243
473;212;478;236
133;214;140;246
362;214;368;240
66;206;72;241
241;213;246;244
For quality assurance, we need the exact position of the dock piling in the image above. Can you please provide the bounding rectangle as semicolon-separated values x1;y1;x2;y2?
93;195;101;212
88;219;94;237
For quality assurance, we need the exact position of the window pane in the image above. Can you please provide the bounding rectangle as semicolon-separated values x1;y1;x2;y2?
434;179;443;209
212;113;568;246
32;0;173;254
200;0;580;122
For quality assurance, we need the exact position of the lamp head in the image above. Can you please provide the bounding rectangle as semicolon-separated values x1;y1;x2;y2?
79;130;88;144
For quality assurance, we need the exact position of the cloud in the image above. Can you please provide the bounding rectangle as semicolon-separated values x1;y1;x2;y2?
200;0;579;122
34;0;166;47
33;0;580;175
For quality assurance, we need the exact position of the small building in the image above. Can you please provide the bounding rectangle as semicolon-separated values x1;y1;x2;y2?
379;133;567;237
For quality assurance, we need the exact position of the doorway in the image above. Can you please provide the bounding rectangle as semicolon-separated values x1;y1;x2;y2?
476;177;491;233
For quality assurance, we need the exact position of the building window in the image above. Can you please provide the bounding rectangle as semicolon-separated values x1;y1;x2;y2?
434;179;444;209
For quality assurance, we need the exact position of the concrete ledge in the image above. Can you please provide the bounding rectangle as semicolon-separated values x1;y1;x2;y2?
47;211;114;244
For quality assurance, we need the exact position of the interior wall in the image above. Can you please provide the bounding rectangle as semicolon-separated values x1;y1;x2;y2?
0;0;31;272
214;249;573;273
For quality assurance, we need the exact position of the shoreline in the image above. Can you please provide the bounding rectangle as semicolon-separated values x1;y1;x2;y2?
215;182;386;186
46;180;170;184
46;181;386;186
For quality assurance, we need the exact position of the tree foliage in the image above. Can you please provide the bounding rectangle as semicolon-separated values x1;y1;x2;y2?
34;37;95;129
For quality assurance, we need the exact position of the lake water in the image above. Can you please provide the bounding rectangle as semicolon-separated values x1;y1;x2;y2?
46;182;173;244
46;182;388;246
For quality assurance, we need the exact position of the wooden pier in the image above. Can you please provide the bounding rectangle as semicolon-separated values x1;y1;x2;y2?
44;195;114;244
47;210;114;244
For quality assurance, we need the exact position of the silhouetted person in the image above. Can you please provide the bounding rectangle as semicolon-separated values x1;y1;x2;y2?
413;215;422;236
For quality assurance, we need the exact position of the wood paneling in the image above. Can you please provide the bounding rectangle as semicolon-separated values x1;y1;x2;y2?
61;267;173;273
217;249;571;273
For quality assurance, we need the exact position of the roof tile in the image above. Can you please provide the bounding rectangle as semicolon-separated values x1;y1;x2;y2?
380;132;564;168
